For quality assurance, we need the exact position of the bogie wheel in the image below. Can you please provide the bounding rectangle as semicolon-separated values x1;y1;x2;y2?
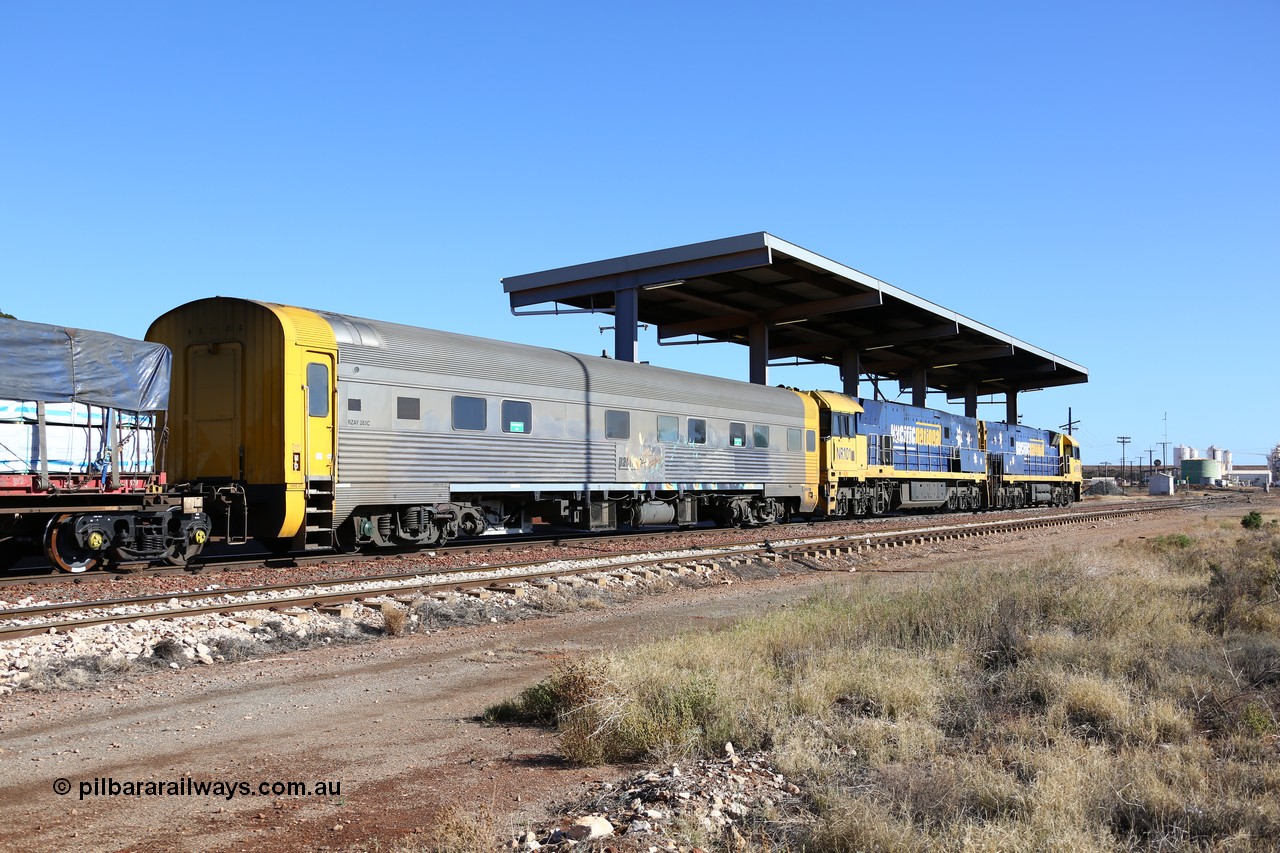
333;520;362;554
163;541;205;567
44;514;102;573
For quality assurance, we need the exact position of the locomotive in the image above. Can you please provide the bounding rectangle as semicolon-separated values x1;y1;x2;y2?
146;297;1081;555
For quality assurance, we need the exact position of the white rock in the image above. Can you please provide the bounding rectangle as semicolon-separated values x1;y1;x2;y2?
570;815;614;839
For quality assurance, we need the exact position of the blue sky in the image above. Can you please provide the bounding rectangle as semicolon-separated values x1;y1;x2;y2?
2;2;1276;466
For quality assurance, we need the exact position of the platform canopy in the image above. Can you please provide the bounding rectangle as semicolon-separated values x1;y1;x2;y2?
502;232;1087;422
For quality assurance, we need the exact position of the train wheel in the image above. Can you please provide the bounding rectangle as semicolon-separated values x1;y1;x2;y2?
162;542;204;567
43;514;102;573
333;521;361;554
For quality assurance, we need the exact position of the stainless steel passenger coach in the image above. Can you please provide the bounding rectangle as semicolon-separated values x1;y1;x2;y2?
148;298;821;552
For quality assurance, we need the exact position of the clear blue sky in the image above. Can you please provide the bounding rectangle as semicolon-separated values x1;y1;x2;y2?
3;2;1276;465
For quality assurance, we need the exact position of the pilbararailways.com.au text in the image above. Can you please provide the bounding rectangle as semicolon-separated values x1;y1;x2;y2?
53;777;342;801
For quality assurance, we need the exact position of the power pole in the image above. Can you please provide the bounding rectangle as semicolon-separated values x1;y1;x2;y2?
1160;413;1170;471
1147;447;1154;479
1060;407;1080;436
1117;436;1131;469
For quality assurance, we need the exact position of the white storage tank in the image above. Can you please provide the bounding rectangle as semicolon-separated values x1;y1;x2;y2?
1223;450;1233;473
1174;445;1198;464
1207;445;1224;463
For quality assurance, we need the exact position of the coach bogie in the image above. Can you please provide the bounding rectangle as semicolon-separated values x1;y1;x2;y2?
706;495;780;528
349;502;481;548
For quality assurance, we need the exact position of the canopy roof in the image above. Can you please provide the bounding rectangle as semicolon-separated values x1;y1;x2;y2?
503;232;1087;397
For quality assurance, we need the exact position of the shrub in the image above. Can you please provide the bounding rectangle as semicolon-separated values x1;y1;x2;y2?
491;527;1280;850
1243;511;1264;530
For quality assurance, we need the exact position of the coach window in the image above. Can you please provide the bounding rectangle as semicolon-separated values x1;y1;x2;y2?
787;427;802;452
307;363;329;417
605;410;630;439
729;422;747;448
807;430;817;453
688;418;707;445
502;400;532;434
397;396;420;421
753;425;769;448
452;395;487;430
657;415;679;443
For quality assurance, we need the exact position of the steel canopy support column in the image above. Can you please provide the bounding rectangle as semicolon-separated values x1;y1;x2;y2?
613;287;639;363
963;386;979;419
964;382;978;419
1006;390;1018;425
911;365;927;408
841;349;861;397
749;319;769;385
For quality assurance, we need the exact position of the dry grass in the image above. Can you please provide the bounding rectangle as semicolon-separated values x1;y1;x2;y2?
380;601;409;636
342;801;508;853
493;515;1280;851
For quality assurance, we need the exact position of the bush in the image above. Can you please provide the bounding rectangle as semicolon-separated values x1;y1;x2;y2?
1243;511;1264;530
492;527;1280;850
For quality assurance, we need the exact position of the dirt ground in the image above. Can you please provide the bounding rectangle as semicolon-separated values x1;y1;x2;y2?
0;493;1270;852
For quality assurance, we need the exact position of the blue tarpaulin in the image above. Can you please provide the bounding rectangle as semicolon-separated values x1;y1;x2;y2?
0;317;171;411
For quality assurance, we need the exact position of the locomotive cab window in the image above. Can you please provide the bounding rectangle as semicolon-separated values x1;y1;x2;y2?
306;363;329;417
502;400;532;434
688;418;707;445
657;415;679;443
397;396;420;421
605;410;630;439
452;395;486;430
753;425;769;448
729;422;747;448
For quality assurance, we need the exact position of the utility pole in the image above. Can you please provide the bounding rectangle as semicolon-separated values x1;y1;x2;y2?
1117;436;1131;469
1060;407;1080;436
1147;447;1154;479
1160;413;1170;471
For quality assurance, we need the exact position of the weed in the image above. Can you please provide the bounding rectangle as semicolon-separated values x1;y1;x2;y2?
1150;533;1193;550
489;526;1280;851
380;601;409;636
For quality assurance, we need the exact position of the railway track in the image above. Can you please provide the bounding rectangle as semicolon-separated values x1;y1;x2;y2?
1;495;1236;588
0;498;1219;643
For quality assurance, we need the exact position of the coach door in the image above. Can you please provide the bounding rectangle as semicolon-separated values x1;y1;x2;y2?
301;352;336;551
303;353;335;480
186;342;242;479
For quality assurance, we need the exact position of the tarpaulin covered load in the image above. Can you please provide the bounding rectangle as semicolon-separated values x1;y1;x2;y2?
0;317;172;411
